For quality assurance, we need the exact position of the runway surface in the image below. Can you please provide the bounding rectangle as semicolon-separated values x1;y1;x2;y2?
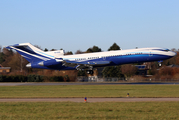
0;82;179;86
1;98;179;102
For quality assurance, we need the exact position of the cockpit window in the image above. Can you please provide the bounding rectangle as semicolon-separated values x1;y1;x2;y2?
153;49;170;52
163;49;170;52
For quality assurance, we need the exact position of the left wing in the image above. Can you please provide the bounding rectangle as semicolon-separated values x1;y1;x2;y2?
62;60;111;70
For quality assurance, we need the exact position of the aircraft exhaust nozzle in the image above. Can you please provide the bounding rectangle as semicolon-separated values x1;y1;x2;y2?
37;59;61;67
38;62;44;66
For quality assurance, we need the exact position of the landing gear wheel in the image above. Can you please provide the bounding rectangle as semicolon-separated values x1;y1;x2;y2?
86;70;94;75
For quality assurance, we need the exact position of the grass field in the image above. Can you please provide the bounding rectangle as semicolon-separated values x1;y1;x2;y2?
0;102;179;120
1;85;179;98
1;85;179;119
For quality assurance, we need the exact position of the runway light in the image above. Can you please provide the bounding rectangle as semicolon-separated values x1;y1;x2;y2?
84;97;87;103
127;93;129;97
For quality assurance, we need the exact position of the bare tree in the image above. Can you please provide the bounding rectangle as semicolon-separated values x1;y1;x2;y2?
121;64;137;78
75;50;83;54
0;45;2;53
34;45;43;50
175;52;179;65
65;51;73;55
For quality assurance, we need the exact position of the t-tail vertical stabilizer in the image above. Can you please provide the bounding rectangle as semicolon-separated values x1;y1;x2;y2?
6;43;65;65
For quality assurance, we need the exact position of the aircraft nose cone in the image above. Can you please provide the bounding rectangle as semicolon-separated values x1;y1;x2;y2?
173;52;177;56
170;51;177;57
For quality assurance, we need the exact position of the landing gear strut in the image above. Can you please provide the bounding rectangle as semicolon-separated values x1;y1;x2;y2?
159;62;162;67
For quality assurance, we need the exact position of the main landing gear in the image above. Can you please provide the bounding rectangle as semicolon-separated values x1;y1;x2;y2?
86;70;94;75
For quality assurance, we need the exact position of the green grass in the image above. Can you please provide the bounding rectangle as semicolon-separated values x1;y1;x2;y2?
0;102;179;120
1;85;179;119
0;85;179;98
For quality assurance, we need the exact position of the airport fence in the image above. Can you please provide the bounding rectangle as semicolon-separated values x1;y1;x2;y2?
76;76;179;83
1;74;179;83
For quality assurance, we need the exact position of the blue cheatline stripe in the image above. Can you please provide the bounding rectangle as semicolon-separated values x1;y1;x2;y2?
36;51;54;58
15;49;47;62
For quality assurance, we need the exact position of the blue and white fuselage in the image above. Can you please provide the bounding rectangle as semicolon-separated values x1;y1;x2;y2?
6;43;176;73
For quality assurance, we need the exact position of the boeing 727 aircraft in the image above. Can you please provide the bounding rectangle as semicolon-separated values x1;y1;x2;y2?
6;43;176;74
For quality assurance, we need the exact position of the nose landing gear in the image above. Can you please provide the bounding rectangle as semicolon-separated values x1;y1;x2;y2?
158;60;163;67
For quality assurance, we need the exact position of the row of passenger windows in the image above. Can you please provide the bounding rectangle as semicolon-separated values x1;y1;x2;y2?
75;57;99;61
74;53;143;60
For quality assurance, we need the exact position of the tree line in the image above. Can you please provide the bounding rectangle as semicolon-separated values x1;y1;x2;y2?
0;43;179;82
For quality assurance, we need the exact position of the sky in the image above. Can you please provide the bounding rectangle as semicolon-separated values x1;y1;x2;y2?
0;0;179;53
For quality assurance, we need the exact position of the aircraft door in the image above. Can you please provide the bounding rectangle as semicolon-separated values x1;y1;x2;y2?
149;50;153;57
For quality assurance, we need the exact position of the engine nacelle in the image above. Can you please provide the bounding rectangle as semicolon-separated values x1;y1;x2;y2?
38;59;61;66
